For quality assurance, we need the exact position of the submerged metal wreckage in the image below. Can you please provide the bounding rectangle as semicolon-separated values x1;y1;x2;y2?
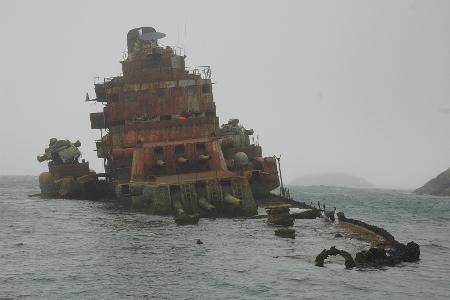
36;27;420;267
37;138;110;199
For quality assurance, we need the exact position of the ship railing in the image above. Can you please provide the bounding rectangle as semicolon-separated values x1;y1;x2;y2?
156;42;186;57
171;46;185;56
186;66;212;79
93;76;121;85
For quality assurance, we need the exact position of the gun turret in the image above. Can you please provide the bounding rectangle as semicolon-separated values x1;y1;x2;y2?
37;139;82;165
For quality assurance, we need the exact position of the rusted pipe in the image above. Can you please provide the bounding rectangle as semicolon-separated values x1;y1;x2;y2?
131;147;145;181
173;199;185;216
198;154;210;161
223;194;241;207
176;157;188;164
198;197;215;211
156;159;166;167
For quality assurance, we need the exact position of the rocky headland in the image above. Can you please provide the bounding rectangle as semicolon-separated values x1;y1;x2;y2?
415;168;450;196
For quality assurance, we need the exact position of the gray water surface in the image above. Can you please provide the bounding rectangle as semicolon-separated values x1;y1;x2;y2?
1;176;449;299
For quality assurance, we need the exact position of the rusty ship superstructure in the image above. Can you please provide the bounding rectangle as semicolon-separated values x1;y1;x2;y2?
88;27;280;217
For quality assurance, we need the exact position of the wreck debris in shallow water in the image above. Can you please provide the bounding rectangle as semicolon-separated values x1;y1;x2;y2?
267;206;294;226
274;228;295;239
37;138;110;200
315;246;356;269
313;212;420;269
335;212;421;267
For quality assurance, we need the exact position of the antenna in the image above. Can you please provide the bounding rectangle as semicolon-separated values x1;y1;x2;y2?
273;155;285;197
184;23;187;48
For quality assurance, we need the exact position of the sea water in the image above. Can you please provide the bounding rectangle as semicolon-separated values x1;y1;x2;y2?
1;176;449;299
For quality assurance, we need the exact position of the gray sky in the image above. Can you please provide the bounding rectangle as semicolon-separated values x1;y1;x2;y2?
0;0;449;189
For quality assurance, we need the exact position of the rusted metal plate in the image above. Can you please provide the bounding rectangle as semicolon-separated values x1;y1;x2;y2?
49;162;90;179
105;92;214;122
90;112;106;129
106;119;218;149
94;84;106;102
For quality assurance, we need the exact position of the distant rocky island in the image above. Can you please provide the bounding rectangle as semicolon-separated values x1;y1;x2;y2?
415;168;450;196
290;173;375;189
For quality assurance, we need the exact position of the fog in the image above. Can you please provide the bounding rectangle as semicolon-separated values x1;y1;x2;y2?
0;0;449;189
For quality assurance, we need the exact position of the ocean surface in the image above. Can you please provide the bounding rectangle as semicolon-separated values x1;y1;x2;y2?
1;176;449;299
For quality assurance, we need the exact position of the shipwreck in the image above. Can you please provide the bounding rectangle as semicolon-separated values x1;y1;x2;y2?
35;27;420;268
38;27;281;218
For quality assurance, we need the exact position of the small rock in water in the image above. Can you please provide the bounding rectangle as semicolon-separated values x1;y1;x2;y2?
196;239;203;245
334;233;343;238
